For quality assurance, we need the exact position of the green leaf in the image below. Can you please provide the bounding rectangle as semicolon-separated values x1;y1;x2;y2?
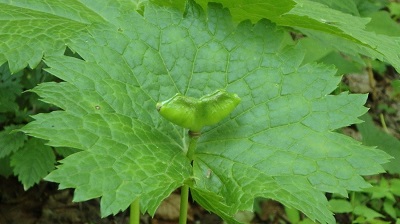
54;147;81;158
3;0;400;73
391;80;400;96
0;63;23;112
308;0;359;15
0;0;114;72
355;0;388;16
4;1;389;223
0;125;26;158
284;206;301;223
10;138;55;190
190;0;400;72
356;113;400;173
383;198;397;219
295;37;364;75
328;199;353;213
364;178;394;201
390;179;400;197
365;11;400;36
389;2;400;18
353;205;384;220
191;188;241;224
0;156;13;177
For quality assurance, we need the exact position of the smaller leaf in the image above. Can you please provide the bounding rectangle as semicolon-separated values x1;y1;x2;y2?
0;125;26;158
383;198;396;219
353;205;384;220
356;114;399;173
10;138;55;190
389;2;400;17
284;206;301;223
54;147;81;158
0;63;23;113
0;156;13;177
389;179;400;196
365;11;400;37
364;178;393;200
328;199;353;213
391;80;400;96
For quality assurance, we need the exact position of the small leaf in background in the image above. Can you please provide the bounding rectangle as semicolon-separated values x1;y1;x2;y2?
0;63;23;113
353;205;384;221
295;36;364;75
383;198;397;219
389;2;400;19
364;178;395;201
356;113;400;173
391;80;400;96
328;199;353;213
10;138;55;190
0;125;26;158
54;147;81;158
370;60;388;75
356;0;388;16
284;206;301;223
365;11;400;36
307;0;359;15
390;179;400;197
0;156;13;177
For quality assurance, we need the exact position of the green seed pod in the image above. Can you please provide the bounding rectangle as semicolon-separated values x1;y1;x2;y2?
156;93;198;130
156;89;241;132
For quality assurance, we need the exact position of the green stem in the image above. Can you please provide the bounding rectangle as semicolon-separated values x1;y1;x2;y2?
186;130;200;161
130;198;140;224
179;130;200;224
379;113;389;133
179;184;190;224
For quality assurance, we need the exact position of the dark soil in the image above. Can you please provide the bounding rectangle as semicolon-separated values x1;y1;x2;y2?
0;176;124;224
0;176;291;224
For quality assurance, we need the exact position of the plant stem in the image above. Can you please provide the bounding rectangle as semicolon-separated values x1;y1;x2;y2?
179;130;200;224
379;113;389;133
179;184;190;224
186;130;200;161
130;198;140;224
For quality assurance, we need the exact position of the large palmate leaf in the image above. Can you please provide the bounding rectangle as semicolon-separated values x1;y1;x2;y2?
153;0;400;72
0;0;143;72
2;0;400;73
0;1;391;223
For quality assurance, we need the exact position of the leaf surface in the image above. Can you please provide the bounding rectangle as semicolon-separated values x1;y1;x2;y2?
0;0;139;71
0;64;23;112
10;138;55;190
160;0;400;72
357;114;400;174
0;125;26;158
5;1;391;223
